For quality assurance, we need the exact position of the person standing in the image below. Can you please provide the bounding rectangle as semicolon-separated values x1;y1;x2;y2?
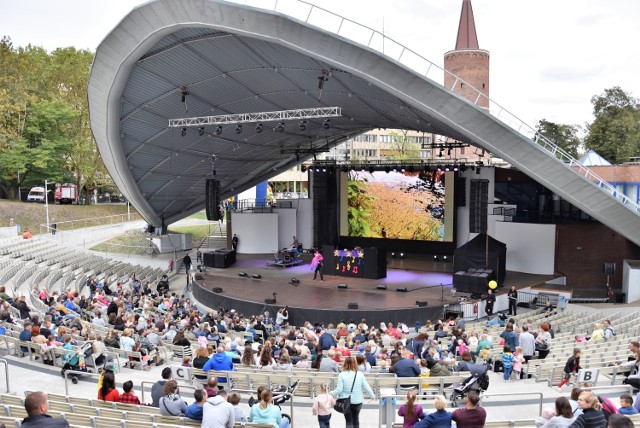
484;289;495;317
519;325;536;364
311;251;324;281
507;285;518;315
232;234;239;251
556;348;581;392
330;357;375;428
183;253;192;285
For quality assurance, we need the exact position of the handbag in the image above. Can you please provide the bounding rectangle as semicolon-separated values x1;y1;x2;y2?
334;372;358;414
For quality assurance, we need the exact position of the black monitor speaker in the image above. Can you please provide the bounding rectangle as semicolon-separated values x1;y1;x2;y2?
416;301;428;307
376;284;387;290
337;284;348;289
290;278;300;284
194;274;203;280
238;272;248;277
264;298;277;304
348;303;359;309
396;287;408;292
212;287;223;293
252;274;262;279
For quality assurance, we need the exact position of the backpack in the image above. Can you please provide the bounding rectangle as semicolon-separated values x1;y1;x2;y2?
604;327;616;338
597;395;619;420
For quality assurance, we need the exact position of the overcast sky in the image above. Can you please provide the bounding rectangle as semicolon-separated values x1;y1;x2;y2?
2;0;639;130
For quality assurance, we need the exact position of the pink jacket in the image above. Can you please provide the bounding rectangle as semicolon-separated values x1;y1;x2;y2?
312;393;335;416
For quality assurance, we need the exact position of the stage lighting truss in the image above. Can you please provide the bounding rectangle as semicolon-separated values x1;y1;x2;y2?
168;107;342;128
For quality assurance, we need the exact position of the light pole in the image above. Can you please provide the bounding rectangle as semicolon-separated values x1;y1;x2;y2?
45;180;50;231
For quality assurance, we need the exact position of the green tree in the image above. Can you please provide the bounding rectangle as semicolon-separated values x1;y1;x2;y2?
387;130;421;160
535;119;582;158
584;86;640;164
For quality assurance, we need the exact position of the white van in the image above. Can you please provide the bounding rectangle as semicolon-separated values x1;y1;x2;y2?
27;186;47;203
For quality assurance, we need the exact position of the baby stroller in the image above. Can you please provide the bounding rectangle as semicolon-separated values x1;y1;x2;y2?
248;380;300;424
60;342;92;384
450;363;490;407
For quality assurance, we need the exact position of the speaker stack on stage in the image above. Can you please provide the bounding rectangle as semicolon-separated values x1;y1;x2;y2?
205;179;222;221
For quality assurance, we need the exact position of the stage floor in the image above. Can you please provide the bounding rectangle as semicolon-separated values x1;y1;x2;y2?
195;253;557;311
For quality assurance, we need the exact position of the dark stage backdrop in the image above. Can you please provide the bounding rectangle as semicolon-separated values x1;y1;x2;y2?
192;281;443;327
454;233;507;285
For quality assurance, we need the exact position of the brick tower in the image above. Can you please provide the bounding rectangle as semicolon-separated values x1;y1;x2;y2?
444;0;490;109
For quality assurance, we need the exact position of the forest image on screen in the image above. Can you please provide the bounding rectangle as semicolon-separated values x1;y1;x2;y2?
347;170;448;241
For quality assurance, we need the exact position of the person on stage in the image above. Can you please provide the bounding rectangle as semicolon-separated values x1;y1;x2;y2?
484;288;495;317
507;285;518;316
231;234;238;251
311;251;324;281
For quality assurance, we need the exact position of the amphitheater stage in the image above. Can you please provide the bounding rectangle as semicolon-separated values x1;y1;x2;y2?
191;252;556;326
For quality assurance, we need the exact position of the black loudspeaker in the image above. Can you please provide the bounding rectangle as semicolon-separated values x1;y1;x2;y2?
603;262;616;275
337;284;348;289
238;272;248;277
264;298;276;304
212;287;223;293
397;287;408;292
376;284;387;290
205;179;221;221
456;176;467;207
252;274;262;279
195;274;203;280
290;278;300;284
416;301;428;307
348;303;359;309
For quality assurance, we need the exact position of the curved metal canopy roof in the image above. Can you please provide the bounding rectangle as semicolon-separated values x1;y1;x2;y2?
88;0;640;246
88;0;476;228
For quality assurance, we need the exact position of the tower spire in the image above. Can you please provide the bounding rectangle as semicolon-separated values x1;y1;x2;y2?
455;0;479;50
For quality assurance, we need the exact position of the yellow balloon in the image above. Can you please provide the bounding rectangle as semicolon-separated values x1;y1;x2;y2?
488;280;497;289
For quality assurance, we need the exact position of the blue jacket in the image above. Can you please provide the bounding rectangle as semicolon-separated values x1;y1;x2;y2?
499;331;518;352
319;332;336;350
392;358;421;378
415;409;453;428
185;402;204;421
330;370;375;405
203;352;234;382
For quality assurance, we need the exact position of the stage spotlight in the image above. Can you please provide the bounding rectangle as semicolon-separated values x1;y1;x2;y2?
181;127;187;137
447;147;452;156
460;162;467;172
433;255;438;261
299;120;307;131
369;166;375;174
322;167;327;172
276;122;285;132
255;123;263;133
443;255;448;261
235;124;242;134
480;149;486;157
322;119;331;129
438;148;444;157
400;253;405;258
198;126;204;136
315;167;320;172
215;125;223;135
475;165;481;174
453;163;459;172
300;165;307;172
445;165;450;172
391;252;396;258
437;165;442;172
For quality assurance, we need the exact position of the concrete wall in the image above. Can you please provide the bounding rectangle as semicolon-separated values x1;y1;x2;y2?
623;260;640;303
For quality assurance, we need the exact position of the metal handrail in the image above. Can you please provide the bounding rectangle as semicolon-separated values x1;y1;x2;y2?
0;359;10;393
227;0;640;215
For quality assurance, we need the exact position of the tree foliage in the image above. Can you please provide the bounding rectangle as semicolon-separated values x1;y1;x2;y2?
535;119;582;158
387;130;421;160
0;37;112;201
584;86;640;164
